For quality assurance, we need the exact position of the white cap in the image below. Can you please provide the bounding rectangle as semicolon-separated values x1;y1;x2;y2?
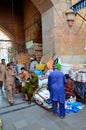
30;57;34;60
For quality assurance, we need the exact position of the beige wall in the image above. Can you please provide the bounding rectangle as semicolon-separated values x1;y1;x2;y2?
41;0;86;64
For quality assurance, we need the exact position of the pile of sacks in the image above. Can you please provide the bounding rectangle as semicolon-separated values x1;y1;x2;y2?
34;56;61;76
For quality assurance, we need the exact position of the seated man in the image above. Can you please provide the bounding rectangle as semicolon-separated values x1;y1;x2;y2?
22;70;38;103
65;74;76;99
19;67;30;100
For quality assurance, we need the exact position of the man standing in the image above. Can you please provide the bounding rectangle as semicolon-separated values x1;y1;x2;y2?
0;59;6;90
4;62;16;106
29;57;38;72
48;65;66;118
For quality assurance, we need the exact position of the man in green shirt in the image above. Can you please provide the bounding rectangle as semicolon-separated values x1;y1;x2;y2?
22;70;38;103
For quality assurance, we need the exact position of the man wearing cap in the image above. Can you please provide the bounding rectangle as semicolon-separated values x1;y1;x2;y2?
29;57;38;72
48;65;66;118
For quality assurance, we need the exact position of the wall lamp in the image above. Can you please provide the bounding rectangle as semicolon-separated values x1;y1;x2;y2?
65;9;75;27
65;0;86;27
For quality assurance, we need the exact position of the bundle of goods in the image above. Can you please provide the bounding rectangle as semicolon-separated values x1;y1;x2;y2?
38;75;48;87
36;64;46;71
33;87;52;111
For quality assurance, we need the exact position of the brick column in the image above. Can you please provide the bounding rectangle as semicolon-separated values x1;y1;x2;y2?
41;7;55;62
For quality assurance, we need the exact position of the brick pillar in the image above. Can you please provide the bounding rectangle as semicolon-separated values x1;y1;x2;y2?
41;7;55;62
41;0;69;62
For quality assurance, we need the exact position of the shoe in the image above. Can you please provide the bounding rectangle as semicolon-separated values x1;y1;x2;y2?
60;116;65;119
28;101;31;104
9;101;14;106
53;113;58;116
22;98;29;101
10;103;14;106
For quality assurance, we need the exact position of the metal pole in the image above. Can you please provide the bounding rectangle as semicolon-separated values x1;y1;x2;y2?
76;12;86;21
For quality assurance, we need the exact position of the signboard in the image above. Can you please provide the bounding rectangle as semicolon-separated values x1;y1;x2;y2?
73;0;86;14
34;43;42;50
26;40;34;50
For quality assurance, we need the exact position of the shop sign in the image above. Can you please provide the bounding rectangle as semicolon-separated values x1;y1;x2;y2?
34;43;42;50
73;0;86;14
26;40;34;50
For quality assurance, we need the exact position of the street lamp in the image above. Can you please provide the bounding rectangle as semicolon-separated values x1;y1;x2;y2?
65;9;76;27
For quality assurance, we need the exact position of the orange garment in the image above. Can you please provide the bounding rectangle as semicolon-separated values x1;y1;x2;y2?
20;70;30;81
65;79;76;99
46;60;53;70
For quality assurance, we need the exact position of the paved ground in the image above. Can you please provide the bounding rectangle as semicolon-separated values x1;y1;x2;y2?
0;88;86;130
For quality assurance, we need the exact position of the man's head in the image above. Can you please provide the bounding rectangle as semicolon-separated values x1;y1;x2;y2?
7;62;13;69
30;57;36;61
52;65;57;70
1;59;5;64
65;74;70;79
30;57;34;61
21;67;25;72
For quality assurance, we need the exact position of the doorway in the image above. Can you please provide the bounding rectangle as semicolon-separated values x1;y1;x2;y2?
0;30;12;63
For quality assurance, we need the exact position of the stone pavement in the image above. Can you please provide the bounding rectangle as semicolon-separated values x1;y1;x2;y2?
0;89;86;130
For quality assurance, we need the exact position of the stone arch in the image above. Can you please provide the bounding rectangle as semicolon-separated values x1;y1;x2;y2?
0;25;16;62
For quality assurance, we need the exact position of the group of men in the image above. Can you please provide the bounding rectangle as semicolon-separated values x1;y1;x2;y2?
0;58;39;106
0;57;76;119
0;59;18;105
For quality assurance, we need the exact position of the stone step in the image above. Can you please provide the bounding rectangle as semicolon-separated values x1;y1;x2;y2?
0;101;36;115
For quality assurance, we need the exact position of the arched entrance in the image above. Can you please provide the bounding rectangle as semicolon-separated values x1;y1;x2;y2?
0;27;14;63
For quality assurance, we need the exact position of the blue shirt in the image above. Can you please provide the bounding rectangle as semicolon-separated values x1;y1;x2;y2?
48;69;66;103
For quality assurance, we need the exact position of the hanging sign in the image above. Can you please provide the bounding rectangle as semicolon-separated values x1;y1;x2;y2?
73;0;86;14
26;40;34;50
